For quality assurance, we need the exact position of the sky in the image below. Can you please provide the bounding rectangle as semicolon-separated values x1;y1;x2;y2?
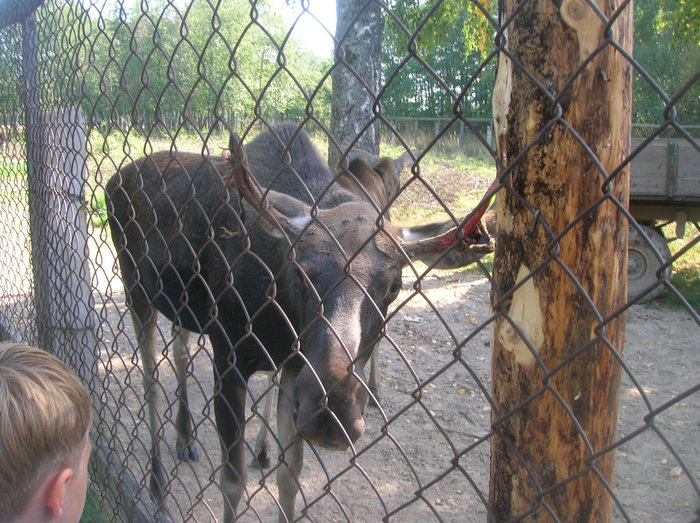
92;0;337;57
283;0;336;57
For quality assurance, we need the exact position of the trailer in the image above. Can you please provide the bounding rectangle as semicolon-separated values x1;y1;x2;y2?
628;136;700;301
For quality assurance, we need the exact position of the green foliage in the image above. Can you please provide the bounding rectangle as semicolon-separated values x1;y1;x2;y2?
381;0;496;118
1;0;697;128
0;1;331;131
89;189;108;227
660;265;700;312
658;226;700;312
0;24;23;118
633;0;700;124
462;0;496;58
80;487;110;523
0;158;26;182
658;0;700;47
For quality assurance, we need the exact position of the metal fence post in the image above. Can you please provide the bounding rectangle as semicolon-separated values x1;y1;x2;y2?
22;9;97;401
22;11;42;343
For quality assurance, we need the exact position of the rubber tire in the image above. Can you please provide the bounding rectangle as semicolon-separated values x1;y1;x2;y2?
627;225;672;303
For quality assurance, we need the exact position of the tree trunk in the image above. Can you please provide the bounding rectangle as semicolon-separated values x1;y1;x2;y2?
489;1;632;521
329;0;384;170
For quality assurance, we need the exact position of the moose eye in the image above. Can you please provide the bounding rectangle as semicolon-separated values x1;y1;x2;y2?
385;279;402;302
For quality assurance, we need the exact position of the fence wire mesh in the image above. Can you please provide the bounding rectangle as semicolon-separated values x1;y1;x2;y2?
0;0;698;521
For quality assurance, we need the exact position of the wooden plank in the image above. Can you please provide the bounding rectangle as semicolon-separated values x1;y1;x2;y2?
676;142;700;197
630;138;700;199
630;141;669;197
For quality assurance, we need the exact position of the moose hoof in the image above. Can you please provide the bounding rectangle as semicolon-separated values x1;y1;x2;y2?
177;441;199;462
252;449;271;469
369;388;385;408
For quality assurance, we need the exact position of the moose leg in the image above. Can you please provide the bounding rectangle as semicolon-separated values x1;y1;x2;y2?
131;308;169;504
252;372;274;469
277;366;304;523
368;348;380;406
171;325;198;462
212;336;248;522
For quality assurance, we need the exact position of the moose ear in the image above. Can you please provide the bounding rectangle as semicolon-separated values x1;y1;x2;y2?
371;157;400;203
393;149;419;174
226;131;254;195
226;132;298;240
227;132;248;179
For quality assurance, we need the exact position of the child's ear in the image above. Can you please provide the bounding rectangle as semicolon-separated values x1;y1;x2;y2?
44;468;73;518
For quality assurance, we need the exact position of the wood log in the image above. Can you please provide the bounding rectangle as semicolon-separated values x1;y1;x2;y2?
489;0;633;520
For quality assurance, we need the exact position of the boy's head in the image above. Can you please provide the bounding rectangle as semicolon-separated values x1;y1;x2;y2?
0;342;92;523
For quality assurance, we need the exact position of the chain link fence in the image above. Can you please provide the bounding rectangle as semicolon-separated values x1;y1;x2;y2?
0;0;698;521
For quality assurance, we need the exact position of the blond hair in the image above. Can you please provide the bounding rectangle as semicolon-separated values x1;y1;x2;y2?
0;342;92;519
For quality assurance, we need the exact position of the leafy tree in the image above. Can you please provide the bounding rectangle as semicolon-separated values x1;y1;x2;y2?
71;0;331;135
633;0;700;124
381;0;496;118
1;0;696;140
0;25;23;124
658;0;700;47
380;0;698;127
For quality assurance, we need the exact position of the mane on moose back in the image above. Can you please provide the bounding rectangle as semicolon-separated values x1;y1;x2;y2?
245;121;401;210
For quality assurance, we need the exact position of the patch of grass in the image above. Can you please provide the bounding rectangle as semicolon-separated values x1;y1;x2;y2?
411;251;494;279
88;128;224;177
659;266;700;311
444;251;494;278
0;159;28;203
80;489;110;523
88;189;108;227
86;128;231;228
0;158;27;182
472;252;494;275
453;191;491;216
422;153;495;180
656;225;700;312
390;205;453;228
390;151;496;229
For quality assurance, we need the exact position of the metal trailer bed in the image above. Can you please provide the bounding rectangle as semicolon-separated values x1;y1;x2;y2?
628;137;700;301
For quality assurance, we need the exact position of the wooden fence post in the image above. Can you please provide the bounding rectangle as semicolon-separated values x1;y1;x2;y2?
489;0;632;520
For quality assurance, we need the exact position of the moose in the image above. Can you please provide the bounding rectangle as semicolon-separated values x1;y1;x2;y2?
248;129;497;468
106;122;493;522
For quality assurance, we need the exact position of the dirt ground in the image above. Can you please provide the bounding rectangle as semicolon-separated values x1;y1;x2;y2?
92;242;699;522
2;166;697;522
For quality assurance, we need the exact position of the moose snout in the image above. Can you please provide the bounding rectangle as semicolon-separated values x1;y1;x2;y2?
293;365;368;450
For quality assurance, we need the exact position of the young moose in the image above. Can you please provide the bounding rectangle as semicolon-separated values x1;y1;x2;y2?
106;123;493;522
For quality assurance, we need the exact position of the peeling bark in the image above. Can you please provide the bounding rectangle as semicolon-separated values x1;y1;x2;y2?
489;1;633;520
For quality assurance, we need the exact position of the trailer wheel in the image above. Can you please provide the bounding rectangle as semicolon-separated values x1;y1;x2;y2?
628;225;672;303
